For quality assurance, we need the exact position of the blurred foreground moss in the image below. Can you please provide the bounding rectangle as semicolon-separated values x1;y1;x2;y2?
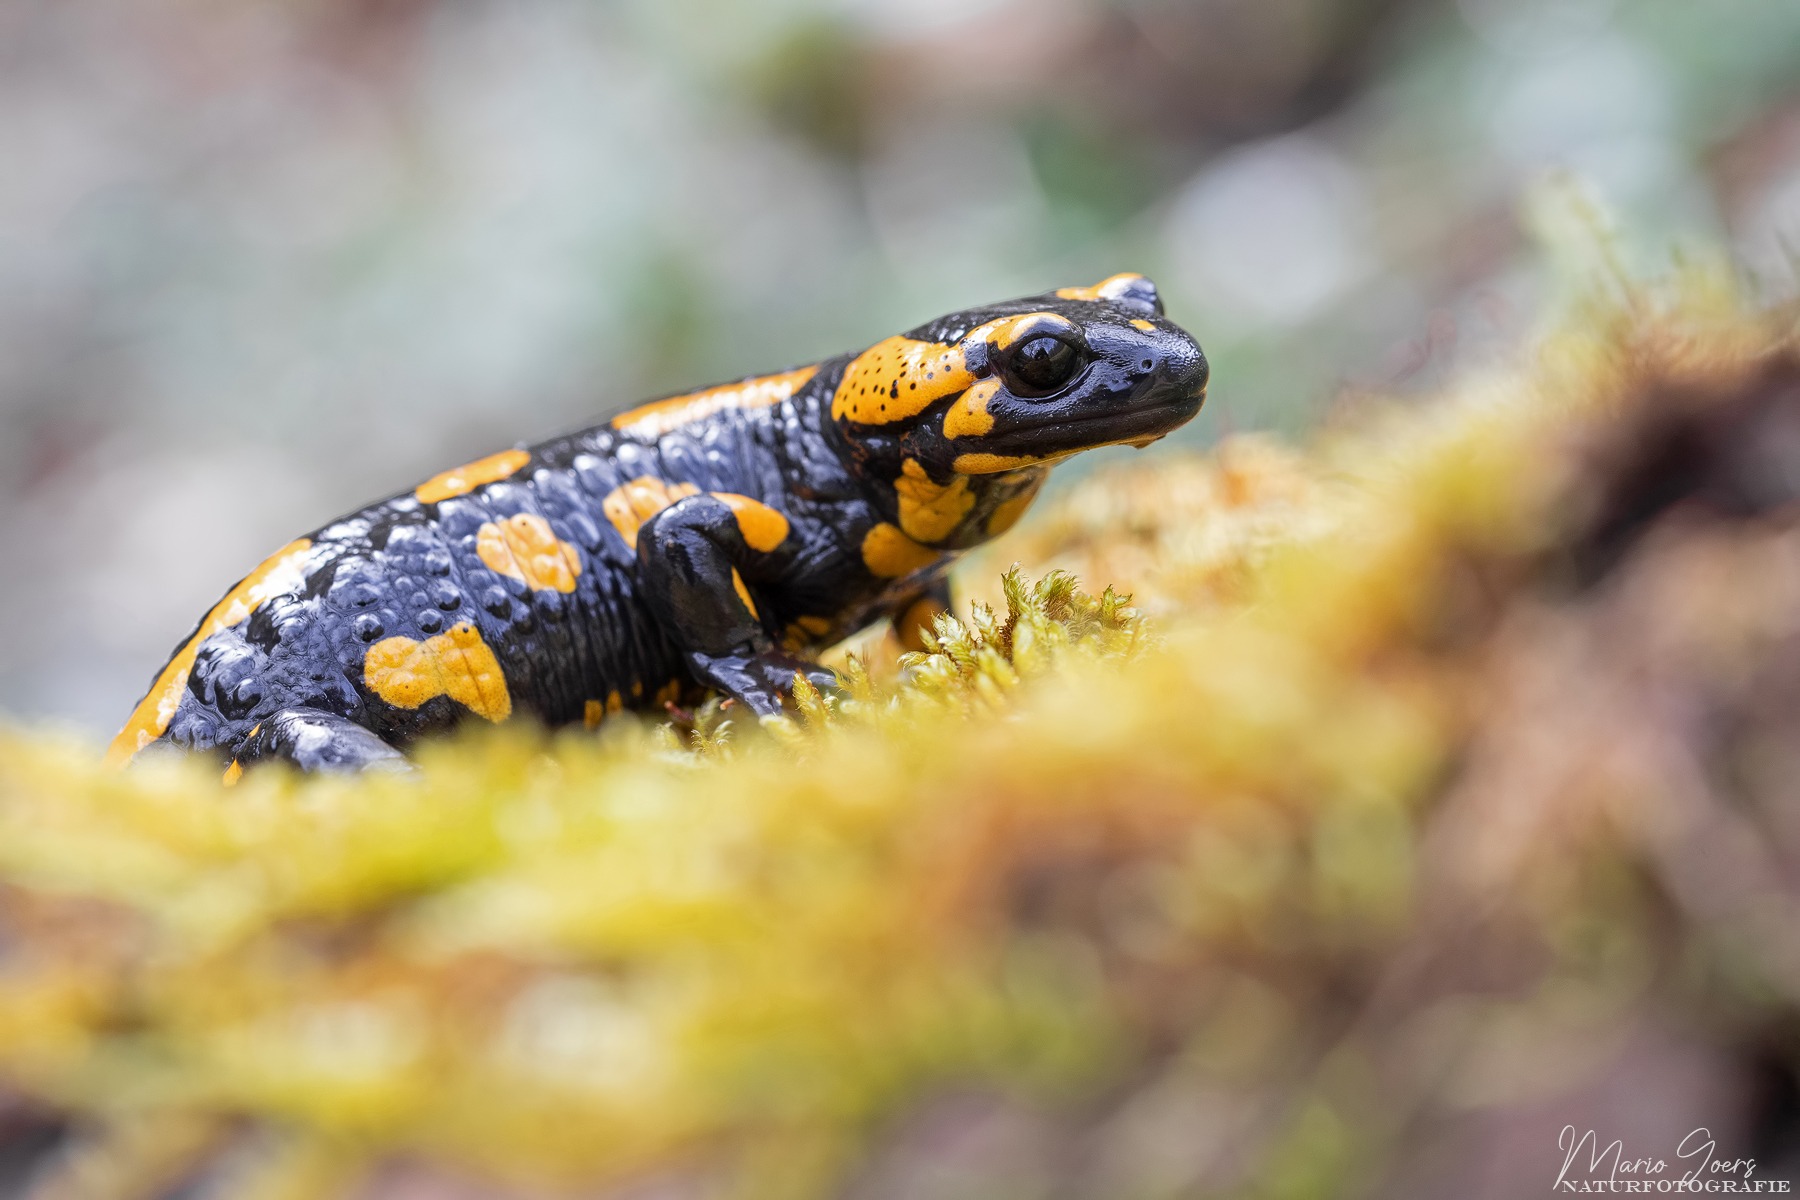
5;281;1800;1197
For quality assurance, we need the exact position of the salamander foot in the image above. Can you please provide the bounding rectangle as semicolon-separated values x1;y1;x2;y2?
231;708;414;777
686;650;842;718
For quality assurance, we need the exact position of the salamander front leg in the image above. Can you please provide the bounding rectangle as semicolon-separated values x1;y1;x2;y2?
637;494;838;718
227;707;413;780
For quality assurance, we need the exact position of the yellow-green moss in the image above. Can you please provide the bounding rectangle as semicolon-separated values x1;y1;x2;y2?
2;281;1797;1197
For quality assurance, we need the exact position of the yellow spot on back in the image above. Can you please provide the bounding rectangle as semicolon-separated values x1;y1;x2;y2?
861;522;941;579
476;514;582;592
221;760;243;787
1055;272;1147;302
731;569;758;620
602;477;701;549
796;615;832;636
942;378;999;439
363;623;512;722
611;367;818;440
894;458;975;544
416;449;530;504
896;594;948;653
710;493;790;552
106;539;315;769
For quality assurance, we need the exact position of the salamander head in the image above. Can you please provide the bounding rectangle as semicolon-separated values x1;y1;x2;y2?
830;273;1208;486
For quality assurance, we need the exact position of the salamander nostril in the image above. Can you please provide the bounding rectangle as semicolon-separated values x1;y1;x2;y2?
1141;359;1154;370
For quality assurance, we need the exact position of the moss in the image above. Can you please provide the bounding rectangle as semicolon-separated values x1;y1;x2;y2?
2;282;1798;1197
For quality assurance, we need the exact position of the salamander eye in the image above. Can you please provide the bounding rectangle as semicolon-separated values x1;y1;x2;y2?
1004;335;1082;397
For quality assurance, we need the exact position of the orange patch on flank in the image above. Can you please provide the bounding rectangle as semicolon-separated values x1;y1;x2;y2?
584;690;624;730
896;594;948;653
105;538;315;769
221;760;243;787
731;569;759;620
654;680;682;707
611;367;819;440
416;449;531;505
894;458;975;544
477;513;583;592
363;623;512;722
942;378;1000;439
861;522;941;579
710;493;790;552
1055;272;1147;303
602;477;701;550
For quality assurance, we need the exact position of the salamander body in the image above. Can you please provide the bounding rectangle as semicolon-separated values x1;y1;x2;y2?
107;273;1209;776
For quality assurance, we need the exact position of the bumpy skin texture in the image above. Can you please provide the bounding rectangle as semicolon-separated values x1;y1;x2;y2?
107;274;1209;777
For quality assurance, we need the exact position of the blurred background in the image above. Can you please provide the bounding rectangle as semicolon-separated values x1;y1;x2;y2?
1;0;1797;734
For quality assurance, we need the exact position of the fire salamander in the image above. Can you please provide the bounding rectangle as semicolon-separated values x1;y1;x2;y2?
107;274;1208;778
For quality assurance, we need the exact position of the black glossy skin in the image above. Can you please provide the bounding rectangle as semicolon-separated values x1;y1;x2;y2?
112;275;1208;773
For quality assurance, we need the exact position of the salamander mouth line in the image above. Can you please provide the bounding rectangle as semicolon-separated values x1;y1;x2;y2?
958;385;1205;438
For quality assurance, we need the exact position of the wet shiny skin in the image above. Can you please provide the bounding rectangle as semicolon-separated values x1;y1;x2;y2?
109;273;1208;774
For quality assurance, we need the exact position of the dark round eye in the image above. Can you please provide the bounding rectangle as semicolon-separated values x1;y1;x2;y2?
1005;336;1081;396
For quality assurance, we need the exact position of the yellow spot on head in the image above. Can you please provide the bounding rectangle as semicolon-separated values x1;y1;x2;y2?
833;336;974;425
861;522;941;579
981;312;1078;351
731;569;759;620
416;449;530;505
835;315;1081;428
957;433;1160;477
943;379;999;439
221;760;243;787
709;493;790;552
1055;272;1148;303
896;594;948;653
602;477;701;550
106;539;315;769
894;458;975;544
611;367;818;440
953;452;1045;475
476;514;583;592
1131;319;1156;331
364;623;512;722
